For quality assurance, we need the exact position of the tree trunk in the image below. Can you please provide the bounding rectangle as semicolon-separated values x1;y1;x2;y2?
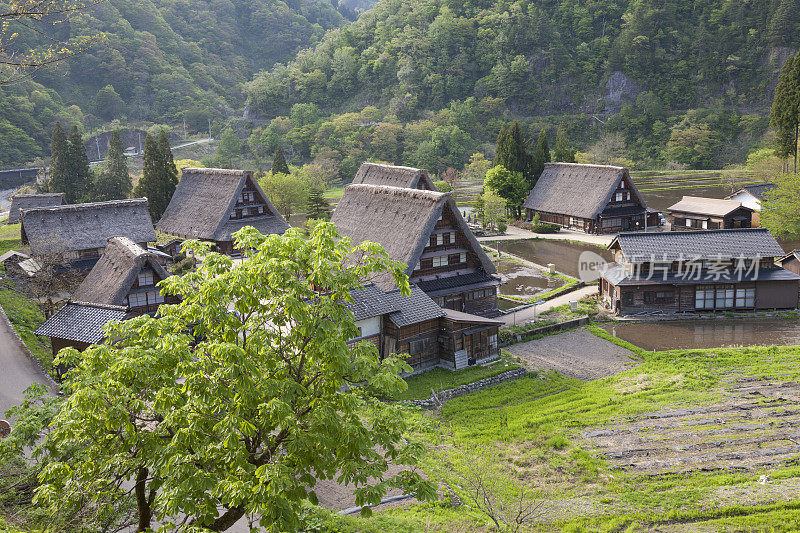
135;467;152;532
209;505;246;531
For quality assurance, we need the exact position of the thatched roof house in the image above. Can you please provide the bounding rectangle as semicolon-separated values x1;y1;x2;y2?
72;236;175;314
352;162;436;190
156;168;289;254
20;199;156;261
7;193;64;224
332;184;500;316
522;163;658;234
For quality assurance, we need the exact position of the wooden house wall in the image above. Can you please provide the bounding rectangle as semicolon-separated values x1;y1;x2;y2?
410;204;482;280
384;318;441;370
781;257;800;276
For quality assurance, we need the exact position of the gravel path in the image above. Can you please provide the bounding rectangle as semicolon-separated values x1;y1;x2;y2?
506;328;639;381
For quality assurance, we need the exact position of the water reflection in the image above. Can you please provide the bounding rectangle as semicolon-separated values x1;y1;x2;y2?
497;260;563;296
487;239;614;278
602;319;800;350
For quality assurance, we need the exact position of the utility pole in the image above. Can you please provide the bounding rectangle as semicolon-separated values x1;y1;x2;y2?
183;118;187;141
95;136;101;161
138;132;142;155
208;118;212;141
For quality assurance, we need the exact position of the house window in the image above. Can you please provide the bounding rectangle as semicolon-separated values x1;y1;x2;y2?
409;338;432;355
735;287;755;308
437;233;444;246
620;181;626;189
643;292;654;304
488;333;498;351
460;252;466;263
695;287;715;309
450;231;456;243
622;292;633;306
138;271;154;286
716;285;734;309
616;192;623;201
702;220;708;229
655;291;674;304
432;256;447;268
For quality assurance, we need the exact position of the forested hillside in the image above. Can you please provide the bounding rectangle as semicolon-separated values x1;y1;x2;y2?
244;0;799;174
0;0;349;168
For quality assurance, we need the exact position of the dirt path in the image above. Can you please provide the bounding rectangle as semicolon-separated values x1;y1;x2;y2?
500;285;598;327
477;225;616;246
506;327;639;380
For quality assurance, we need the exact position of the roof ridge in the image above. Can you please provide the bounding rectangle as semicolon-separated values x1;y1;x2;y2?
618;228;768;237
544;162;625;171
181;167;251;176
22;198;148;214
67;300;129;311
344;183;448;201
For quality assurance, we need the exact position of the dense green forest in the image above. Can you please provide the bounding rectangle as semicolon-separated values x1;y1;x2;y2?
243;0;799;176
0;0;350;168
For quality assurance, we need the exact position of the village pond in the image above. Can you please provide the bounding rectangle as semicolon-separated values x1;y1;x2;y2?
601;317;800;351
486;239;614;279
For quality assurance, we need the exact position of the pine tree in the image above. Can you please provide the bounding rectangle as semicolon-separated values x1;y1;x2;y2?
48;122;69;197
66;125;91;203
770;54;800;172
93;131;132;201
272;146;289;174
553;125;576;163
495;121;526;174
134;132;177;221
532;129;551;180
306;185;331;220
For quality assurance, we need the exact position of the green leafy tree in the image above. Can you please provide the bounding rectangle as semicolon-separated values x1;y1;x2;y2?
306;185;331;220
553;125;575;163
66;125;91;203
481;187;507;232
272;146;290;174
484;165;528;219
47;122;69;197
134;131;178;221
93;85;126;121
34;223;435;532
216;127;242;168
259;170;308;219
92;130;131;201
761;172;800;239
462;153;491;181
495;121;527;177
665;122;716;169
770;54;800;172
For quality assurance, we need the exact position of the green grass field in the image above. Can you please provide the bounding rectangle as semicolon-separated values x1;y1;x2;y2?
341;329;800;532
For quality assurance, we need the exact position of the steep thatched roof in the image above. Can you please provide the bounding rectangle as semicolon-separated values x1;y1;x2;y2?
331;184;495;289
156;168;289;242
352;162;436;190
7;193;64;224
667;196;750;217
21;199;156;256
34;301;128;344
522;163;647;218
71;236;171;307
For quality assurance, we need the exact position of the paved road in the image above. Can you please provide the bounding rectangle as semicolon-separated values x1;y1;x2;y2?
0;306;56;421
501;285;598;327
477;225;616;246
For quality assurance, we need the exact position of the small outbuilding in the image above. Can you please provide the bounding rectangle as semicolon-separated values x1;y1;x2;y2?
351;162;437;190
778;250;800;276
7;193;64;224
667;196;753;231
156;168;289;255
724;183;776;226
522;163;658;234
20;199;156;270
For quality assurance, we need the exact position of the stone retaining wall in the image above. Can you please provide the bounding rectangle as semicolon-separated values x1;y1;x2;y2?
403;368;528;409
0;298;59;390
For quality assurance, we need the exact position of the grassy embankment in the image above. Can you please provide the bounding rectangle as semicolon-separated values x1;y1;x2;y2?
331;329;800;532
0;223;52;372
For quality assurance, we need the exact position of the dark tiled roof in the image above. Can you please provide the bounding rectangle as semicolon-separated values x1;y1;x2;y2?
35;302;128;344
602;264;800;286
733;183;777;201
610;229;786;262
415;271;502;296
345;284;402;321
522;163;647;218
388;286;445;327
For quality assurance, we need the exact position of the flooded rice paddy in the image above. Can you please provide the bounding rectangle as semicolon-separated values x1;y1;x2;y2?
601;319;800;351
486;239;614;279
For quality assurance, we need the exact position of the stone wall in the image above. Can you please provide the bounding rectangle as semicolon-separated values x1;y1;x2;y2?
402;367;528;409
